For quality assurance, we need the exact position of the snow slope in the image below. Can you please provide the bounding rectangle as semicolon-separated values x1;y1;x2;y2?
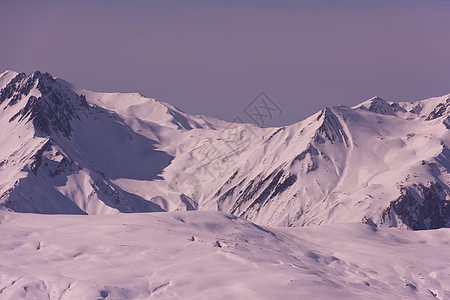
0;70;18;90
0;71;449;300
0;210;448;299
0;70;449;230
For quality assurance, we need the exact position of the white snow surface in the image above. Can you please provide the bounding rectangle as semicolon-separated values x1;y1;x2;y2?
0;71;449;230
0;210;449;300
1;72;450;299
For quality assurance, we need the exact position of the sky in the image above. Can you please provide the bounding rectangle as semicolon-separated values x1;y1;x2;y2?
1;0;450;126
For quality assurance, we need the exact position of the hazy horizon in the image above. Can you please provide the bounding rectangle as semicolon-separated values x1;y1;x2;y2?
1;0;450;126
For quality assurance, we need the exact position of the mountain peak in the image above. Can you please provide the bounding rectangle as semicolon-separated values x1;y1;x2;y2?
77;88;220;131
2;71;88;138
354;96;396;116
369;95;383;101
314;107;349;145
0;70;19;88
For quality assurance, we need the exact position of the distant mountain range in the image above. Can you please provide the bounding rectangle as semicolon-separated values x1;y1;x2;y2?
0;70;449;229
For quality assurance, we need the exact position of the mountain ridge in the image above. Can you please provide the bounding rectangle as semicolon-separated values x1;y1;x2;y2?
0;70;449;230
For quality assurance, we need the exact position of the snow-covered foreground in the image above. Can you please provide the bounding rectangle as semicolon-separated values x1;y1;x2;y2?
0;211;448;299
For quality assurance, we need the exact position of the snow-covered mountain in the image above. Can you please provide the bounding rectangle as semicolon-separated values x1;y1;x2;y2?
0;70;449;230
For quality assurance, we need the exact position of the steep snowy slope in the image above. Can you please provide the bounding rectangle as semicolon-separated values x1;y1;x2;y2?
180;95;450;229
0;71;186;214
0;70;18;90
0;70;449;230
0;210;449;299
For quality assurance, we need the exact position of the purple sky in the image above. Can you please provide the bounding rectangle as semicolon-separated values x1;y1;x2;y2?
1;0;450;126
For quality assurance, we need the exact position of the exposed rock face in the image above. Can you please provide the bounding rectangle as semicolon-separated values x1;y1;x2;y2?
6;71;88;137
359;96;397;116
426;98;450;121
0;73;27;106
315;108;349;145
383;182;450;230
228;169;297;217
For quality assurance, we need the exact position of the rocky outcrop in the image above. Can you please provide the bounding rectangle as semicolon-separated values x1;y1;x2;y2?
0;72;27;105
359;96;397;116
315;108;349;145
426;98;450;121
383;182;450;230
7;72;88;137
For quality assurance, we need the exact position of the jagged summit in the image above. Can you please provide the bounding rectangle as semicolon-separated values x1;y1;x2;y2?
315;107;349;145
352;93;450;122
0;70;449;230
3;71;88;137
0;70;19;90
354;95;397;116
1;71;222;136
426;96;450;121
